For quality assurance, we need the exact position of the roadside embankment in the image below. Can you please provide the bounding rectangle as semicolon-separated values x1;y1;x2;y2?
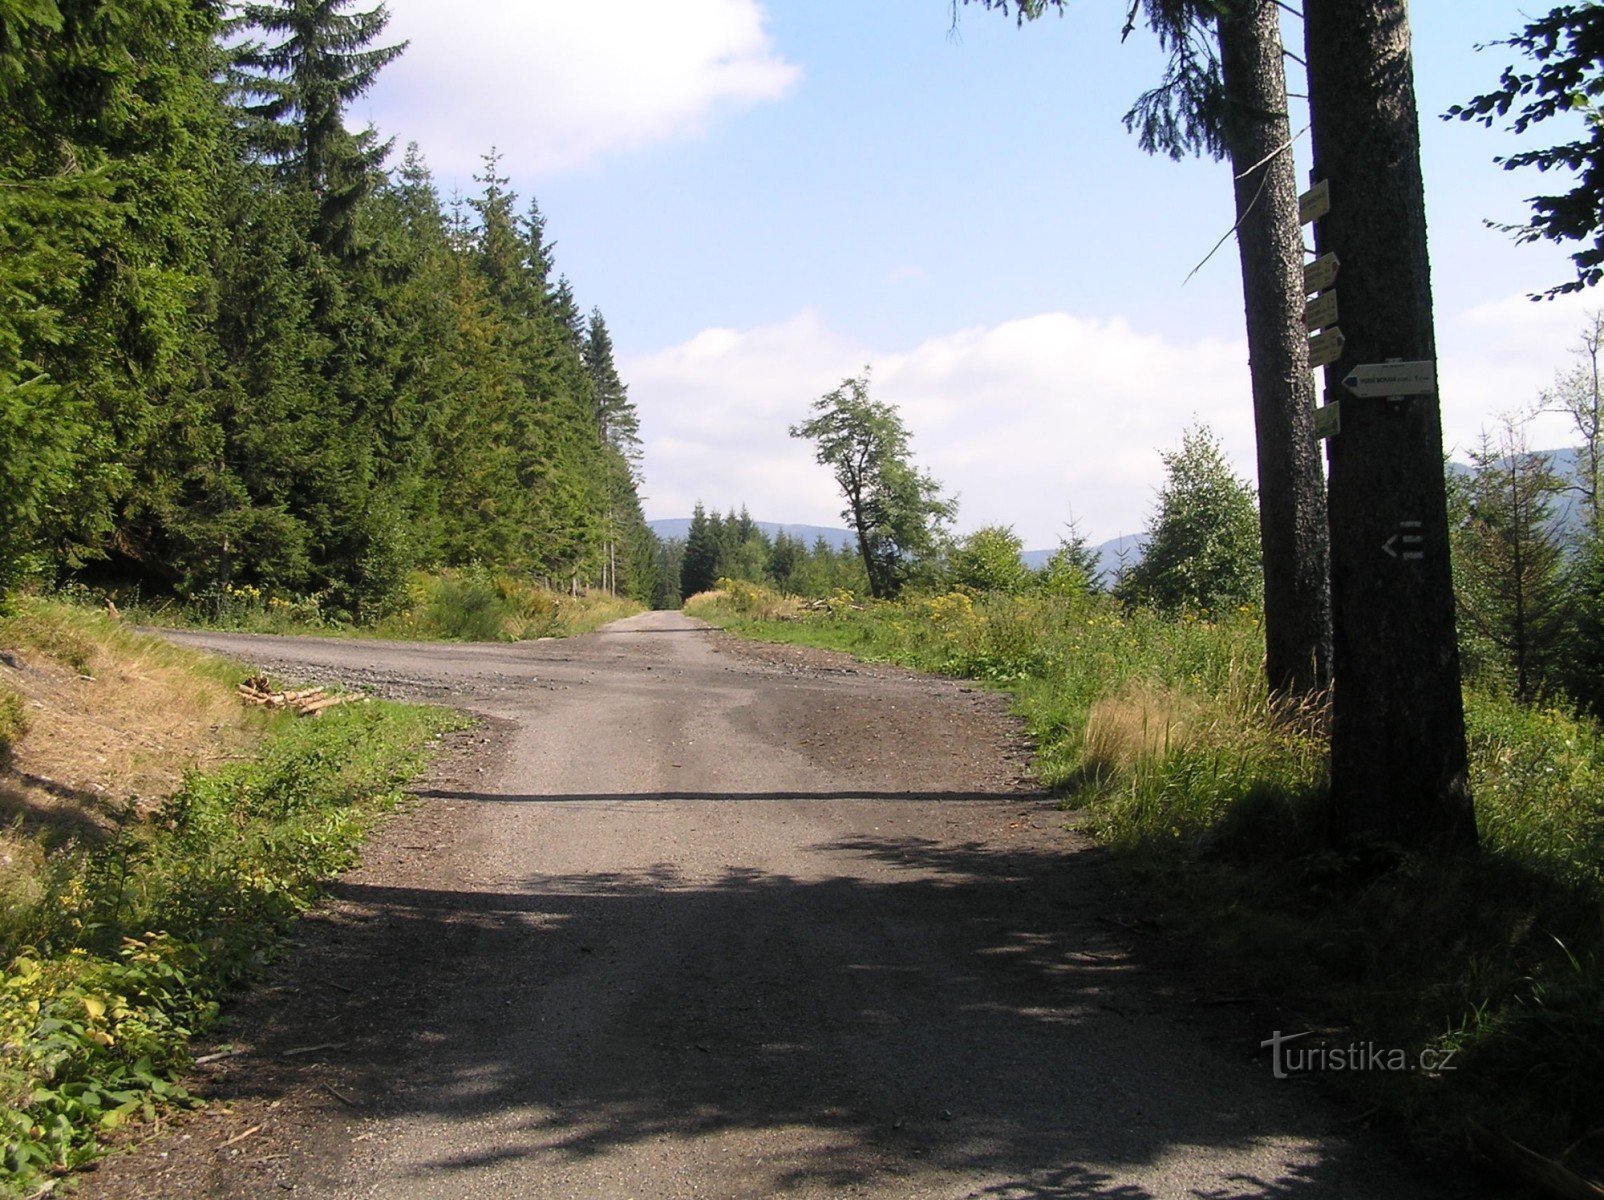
0;600;458;1194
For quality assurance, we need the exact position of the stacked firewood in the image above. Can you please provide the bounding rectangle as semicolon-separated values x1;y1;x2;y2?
236;675;366;717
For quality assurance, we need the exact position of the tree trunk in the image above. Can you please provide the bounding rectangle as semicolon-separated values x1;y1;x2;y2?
1217;0;1333;700
1303;0;1477;850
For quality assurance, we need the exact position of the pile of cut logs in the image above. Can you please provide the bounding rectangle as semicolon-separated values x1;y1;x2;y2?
237;674;366;717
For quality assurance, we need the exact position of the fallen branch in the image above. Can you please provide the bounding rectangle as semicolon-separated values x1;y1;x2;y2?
217;1124;263;1151
321;1084;361;1108
194;1047;247;1065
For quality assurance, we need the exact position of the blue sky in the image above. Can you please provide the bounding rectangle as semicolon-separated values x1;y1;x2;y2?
357;0;1600;547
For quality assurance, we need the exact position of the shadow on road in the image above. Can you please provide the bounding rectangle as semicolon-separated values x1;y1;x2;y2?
209;816;1451;1199
413;788;1035;804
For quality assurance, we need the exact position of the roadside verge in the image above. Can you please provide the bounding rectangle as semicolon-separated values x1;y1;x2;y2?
0;599;461;1195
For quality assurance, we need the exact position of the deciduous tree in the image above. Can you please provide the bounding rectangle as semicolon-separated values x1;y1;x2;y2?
790;373;956;600
1449;5;1604;297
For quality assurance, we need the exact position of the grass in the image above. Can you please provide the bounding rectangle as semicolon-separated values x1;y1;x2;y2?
107;568;643;643
686;581;1604;1183
0;600;459;1193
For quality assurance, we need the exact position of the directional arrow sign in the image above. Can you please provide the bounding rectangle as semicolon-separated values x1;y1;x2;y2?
1304;290;1339;332
1308;326;1345;369
1299;179;1331;225
1382;521;1425;561
1303;253;1339;295
1341;360;1436;399
1313;401;1341;440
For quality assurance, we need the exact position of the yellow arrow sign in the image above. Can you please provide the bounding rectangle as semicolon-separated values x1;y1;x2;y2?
1303;253;1339;294
1304;290;1339;332
1299;180;1331;225
1309;326;1345;368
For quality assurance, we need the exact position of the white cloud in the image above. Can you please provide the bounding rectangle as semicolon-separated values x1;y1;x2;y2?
627;293;1604;550
1438;289;1599;454
366;0;800;177
626;310;1257;548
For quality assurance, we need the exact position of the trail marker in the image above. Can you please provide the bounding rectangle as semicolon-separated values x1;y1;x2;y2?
1305;290;1339;332
1299;179;1331;225
1382;520;1425;561
1303;253;1340;294
1308;326;1346;368
1341;360;1436;399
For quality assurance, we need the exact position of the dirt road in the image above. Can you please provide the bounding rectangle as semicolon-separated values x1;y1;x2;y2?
86;612;1452;1199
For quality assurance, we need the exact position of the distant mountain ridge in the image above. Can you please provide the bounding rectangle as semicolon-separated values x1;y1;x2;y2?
648;519;1143;583
1022;535;1144;584
647;519;857;551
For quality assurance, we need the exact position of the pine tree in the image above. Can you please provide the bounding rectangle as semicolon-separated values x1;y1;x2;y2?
953;0;1330;697
1;0;230;590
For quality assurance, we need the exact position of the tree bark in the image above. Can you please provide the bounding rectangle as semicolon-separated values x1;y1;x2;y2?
1217;0;1333;700
1303;0;1477;849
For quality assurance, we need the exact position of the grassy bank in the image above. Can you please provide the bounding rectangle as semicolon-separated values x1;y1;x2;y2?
0;601;459;1193
105;568;642;642
687;581;1604;1184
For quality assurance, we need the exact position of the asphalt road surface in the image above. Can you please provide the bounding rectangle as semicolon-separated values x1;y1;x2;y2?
84;612;1454;1199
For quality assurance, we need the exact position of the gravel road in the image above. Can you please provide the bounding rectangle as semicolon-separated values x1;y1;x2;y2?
83;611;1456;1199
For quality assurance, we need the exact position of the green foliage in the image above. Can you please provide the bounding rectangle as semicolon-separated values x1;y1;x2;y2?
1449;4;1604;296
228;0;406;253
948;524;1030;594
122;571;641;643
1117;423;1262;615
0;696;455;1192
673;506;868;602
0;1;651;617
1039;522;1102;596
1566;529;1604;714
0;0;228;591
1450;422;1569;702
0;687;25;769
789;373;956;599
680;504;720;598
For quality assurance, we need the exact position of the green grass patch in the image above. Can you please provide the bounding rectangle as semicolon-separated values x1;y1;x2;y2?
0;680;459;1192
686;582;1604;1179
107;568;643;643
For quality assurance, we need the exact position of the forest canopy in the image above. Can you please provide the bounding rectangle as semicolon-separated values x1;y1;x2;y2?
0;0;657;614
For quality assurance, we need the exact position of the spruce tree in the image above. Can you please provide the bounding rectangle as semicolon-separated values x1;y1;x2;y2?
1453;422;1568;702
681;504;720;598
229;0;406;254
584;309;642;470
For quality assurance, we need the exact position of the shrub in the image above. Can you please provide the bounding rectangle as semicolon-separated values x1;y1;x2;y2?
948;525;1030;594
0;689;26;770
